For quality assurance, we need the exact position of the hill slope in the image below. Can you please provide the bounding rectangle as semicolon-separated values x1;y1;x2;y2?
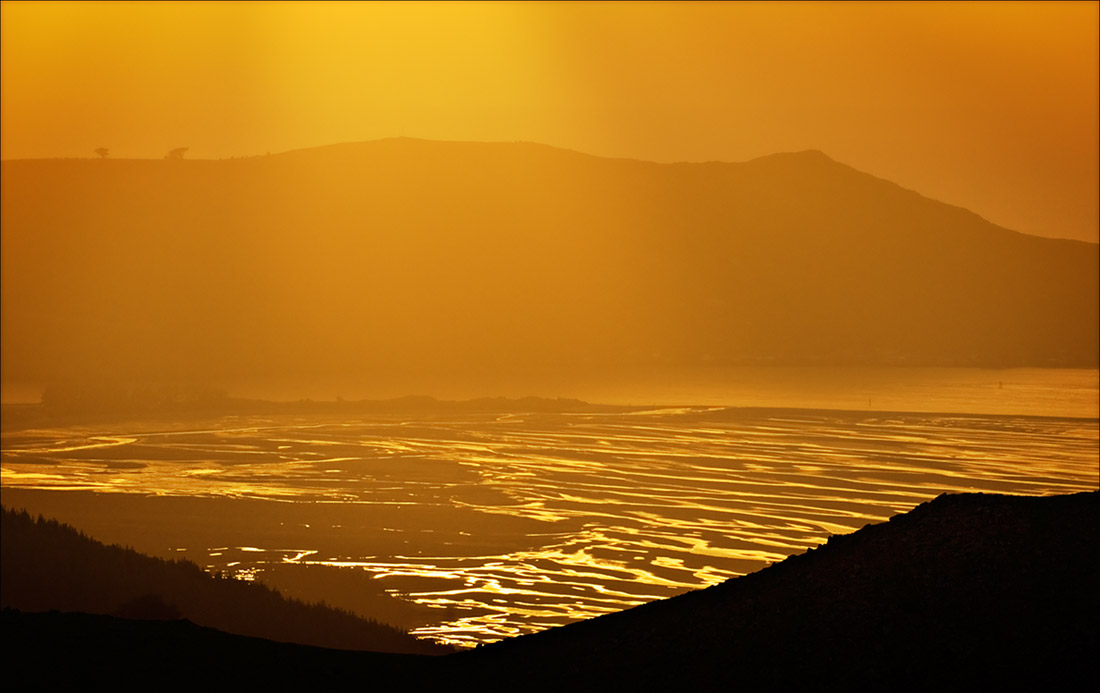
0;507;451;655
2;139;1096;391
454;490;1099;688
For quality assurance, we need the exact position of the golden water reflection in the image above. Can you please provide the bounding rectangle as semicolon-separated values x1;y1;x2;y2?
2;407;1097;647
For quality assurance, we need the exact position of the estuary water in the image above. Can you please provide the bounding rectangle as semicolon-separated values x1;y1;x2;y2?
2;368;1097;647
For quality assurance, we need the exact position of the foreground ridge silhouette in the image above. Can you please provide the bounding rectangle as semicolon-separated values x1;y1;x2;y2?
3;491;1096;689
0;507;451;656
455;490;1099;689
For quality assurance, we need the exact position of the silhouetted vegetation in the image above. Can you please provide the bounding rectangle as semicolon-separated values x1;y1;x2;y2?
164;146;188;159
93;147;109;159
0;507;452;655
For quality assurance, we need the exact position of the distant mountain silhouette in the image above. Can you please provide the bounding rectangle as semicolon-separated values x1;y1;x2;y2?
0;507;451;655
4;492;1095;690
2;139;1096;390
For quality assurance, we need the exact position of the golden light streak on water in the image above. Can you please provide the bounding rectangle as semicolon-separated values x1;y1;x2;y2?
2;405;1097;646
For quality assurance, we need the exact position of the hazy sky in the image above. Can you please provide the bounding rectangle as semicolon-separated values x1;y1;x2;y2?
2;1;1097;242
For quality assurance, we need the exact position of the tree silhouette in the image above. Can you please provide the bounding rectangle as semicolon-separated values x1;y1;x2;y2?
94;147;109;159
164;147;189;160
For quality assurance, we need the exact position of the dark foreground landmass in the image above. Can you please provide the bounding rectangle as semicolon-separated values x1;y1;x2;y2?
3;490;1096;690
453;489;1099;690
0;507;451;656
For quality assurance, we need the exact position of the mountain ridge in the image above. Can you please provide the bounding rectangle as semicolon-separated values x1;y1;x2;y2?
2;138;1096;391
3;139;1087;248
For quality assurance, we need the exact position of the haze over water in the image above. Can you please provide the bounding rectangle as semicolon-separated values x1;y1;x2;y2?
228;366;1100;420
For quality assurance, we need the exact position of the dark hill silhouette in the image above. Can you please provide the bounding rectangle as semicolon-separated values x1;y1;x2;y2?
453;490;1099;689
2;139;1096;391
0;506;451;655
3;491;1095;690
2;608;435;689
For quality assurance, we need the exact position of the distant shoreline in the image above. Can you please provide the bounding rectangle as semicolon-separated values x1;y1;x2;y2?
3;394;1097;436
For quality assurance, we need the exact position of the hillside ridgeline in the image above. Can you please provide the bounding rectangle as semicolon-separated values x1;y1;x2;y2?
3;139;1095;394
0;506;451;656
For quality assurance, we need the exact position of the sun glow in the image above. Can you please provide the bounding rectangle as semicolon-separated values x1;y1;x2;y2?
1;2;1096;241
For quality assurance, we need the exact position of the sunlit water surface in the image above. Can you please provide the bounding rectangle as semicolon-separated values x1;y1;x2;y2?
3;397;1096;647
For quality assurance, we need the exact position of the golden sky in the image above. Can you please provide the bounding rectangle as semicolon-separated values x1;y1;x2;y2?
2;1;1097;242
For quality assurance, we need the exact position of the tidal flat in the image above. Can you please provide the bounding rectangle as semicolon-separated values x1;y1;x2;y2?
3;404;1096;647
